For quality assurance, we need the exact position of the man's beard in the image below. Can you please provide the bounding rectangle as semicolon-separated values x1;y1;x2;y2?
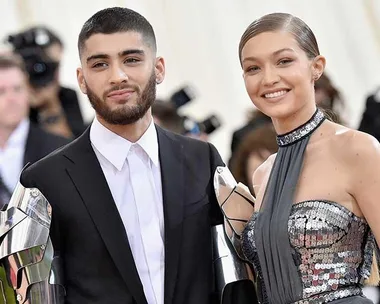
86;71;156;125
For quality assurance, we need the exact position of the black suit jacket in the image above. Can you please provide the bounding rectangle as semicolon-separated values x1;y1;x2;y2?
23;123;70;166
20;125;224;304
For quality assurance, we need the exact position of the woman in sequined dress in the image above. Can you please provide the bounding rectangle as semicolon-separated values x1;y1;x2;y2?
215;13;380;304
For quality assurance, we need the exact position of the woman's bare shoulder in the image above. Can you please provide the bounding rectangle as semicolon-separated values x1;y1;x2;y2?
330;125;380;163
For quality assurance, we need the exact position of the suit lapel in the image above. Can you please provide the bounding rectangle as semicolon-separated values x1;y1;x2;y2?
64;128;147;304
156;127;185;304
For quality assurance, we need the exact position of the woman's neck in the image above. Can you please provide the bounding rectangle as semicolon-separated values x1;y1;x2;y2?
272;104;317;135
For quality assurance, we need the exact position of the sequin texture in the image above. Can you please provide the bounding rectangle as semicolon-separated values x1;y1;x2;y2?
242;200;374;303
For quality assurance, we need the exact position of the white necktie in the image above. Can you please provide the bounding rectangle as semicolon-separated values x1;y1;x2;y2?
127;144;164;304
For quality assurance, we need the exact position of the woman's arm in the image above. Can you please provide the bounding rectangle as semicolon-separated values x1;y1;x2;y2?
348;131;380;243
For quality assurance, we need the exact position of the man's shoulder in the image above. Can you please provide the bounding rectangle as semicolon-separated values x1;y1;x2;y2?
22;132;84;183
157;127;223;169
24;123;72;165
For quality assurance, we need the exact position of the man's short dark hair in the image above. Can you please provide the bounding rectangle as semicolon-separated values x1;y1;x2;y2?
78;7;157;57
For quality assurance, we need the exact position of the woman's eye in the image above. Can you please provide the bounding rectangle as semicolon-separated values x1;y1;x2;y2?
245;66;260;73
278;59;293;65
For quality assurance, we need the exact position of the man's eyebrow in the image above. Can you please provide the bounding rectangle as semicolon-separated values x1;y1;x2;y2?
119;49;145;57
86;53;109;63
86;49;145;63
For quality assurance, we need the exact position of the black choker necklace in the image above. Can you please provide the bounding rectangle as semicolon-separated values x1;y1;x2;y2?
276;109;325;147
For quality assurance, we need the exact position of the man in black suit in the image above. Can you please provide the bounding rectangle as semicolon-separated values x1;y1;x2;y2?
0;54;69;206
20;7;228;304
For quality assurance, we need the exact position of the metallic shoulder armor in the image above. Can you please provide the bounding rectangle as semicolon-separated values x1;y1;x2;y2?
0;182;65;304
213;166;256;302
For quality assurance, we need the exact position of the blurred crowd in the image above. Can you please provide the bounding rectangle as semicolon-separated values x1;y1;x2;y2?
0;26;87;206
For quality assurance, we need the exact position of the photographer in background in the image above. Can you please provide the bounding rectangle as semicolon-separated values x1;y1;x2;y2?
152;100;210;141
152;86;221;141
0;54;69;207
7;26;86;138
152;100;186;134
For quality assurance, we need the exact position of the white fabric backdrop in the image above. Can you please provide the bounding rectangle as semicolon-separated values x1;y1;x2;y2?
1;0;380;161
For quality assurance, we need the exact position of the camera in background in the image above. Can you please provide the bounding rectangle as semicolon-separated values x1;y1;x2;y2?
6;27;59;88
168;85;222;136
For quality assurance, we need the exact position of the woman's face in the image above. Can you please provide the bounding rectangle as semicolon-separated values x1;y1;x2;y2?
241;31;323;119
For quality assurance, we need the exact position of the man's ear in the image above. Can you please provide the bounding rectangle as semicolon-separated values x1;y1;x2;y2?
155;57;165;84
77;68;87;94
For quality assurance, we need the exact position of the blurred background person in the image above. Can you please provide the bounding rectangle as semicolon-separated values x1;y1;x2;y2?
152;100;208;141
152;100;188;134
230;110;271;160
0;53;69;207
152;99;210;141
229;123;278;195
6;26;86;139
152;87;222;141
314;73;346;124
358;88;380;142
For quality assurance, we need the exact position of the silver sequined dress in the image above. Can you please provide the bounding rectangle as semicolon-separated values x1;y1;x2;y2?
241;109;376;304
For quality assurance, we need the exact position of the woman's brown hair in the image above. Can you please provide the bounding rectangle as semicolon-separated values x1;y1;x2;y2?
239;13;320;64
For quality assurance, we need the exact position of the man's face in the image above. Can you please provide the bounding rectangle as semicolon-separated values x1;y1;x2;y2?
0;68;29;129
77;31;165;125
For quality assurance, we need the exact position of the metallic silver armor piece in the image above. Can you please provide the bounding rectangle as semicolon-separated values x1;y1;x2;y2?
213;166;255;260
0;182;65;303
212;224;253;300
213;166;256;302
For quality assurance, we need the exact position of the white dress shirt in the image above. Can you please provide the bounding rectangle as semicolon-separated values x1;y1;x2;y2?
90;116;164;304
0;119;30;191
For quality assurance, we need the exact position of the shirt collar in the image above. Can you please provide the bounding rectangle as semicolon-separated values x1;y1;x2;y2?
90;116;159;171
137;117;159;167
7;118;30;148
